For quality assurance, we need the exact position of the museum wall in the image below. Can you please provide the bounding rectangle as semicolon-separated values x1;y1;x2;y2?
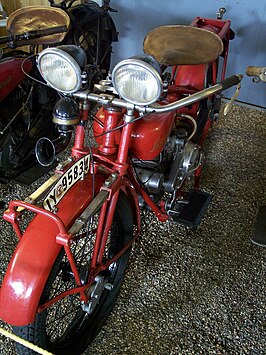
1;0;266;107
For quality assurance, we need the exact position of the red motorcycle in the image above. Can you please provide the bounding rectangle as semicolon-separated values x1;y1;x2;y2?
0;8;242;354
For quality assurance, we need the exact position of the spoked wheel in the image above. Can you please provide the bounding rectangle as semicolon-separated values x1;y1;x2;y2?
13;193;133;355
63;29;112;90
75;30;112;73
65;27;112;73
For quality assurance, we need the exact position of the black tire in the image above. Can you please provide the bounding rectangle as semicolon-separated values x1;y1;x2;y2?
13;192;133;354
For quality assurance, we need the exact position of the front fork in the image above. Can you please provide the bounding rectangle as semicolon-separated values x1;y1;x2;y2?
8;172;139;314
2;104;140;316
56;179;139;312
43;107;141;311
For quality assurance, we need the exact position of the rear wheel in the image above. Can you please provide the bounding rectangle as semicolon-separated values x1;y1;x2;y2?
14;193;133;355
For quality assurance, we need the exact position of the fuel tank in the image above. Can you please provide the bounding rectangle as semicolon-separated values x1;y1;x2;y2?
130;110;176;160
0;56;32;102
93;107;175;161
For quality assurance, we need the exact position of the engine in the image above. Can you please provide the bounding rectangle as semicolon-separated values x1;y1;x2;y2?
132;133;201;209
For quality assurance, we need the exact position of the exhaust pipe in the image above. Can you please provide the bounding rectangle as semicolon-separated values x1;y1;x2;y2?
35;131;72;167
35;137;56;167
35;97;79;166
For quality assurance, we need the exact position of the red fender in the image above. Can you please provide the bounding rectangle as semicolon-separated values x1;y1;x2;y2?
0;173;105;326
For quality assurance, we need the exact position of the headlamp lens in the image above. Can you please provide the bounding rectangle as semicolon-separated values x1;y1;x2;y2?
38;48;82;93
112;58;163;105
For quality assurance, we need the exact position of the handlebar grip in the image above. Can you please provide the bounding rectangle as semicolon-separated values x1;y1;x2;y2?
0;25;68;47
246;66;265;77
0;35;11;44
220;74;242;90
31;25;68;37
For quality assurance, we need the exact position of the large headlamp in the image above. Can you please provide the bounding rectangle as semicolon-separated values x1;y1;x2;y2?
37;45;86;93
112;55;163;106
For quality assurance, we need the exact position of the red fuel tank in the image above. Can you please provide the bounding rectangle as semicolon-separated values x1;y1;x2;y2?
130;110;175;160
0;57;32;102
93;105;176;161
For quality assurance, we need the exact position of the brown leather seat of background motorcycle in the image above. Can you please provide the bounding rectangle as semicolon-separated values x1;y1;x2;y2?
6;5;70;45
143;25;223;66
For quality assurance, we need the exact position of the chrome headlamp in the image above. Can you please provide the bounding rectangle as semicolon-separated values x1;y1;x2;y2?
112;55;163;106
37;45;86;94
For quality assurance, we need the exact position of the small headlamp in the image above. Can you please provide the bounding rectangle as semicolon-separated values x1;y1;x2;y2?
112;55;163;106
37;45;86;93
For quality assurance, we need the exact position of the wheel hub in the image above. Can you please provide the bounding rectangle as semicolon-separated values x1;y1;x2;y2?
82;274;113;314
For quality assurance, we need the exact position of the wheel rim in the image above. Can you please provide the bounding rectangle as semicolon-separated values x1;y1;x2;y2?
42;213;121;349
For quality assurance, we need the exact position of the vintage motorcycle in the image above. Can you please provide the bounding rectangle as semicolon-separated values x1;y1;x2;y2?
0;8;242;355
0;0;118;184
246;65;266;247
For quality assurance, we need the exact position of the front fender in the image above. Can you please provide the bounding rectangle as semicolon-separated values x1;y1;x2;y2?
0;173;105;326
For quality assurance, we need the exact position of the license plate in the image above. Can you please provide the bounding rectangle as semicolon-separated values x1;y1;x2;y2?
43;154;90;212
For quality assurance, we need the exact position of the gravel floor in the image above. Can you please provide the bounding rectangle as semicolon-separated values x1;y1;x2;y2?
0;103;266;354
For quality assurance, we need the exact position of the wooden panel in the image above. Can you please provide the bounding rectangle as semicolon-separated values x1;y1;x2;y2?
17;0;49;7
0;1;63;37
2;0;49;16
1;1;17;15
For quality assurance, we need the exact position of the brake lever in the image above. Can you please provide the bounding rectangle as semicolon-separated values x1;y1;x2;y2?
223;81;241;115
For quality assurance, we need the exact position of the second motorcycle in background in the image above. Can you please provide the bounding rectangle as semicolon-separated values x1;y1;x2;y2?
0;0;118;184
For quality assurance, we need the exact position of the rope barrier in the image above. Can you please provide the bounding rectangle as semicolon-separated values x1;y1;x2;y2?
0;326;54;355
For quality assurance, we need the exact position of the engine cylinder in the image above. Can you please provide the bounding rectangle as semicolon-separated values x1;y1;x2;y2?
135;168;164;194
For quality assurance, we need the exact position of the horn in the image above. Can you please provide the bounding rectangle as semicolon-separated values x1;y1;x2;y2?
35;137;56;167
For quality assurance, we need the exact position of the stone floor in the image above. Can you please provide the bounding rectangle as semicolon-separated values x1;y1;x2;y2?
0;103;265;354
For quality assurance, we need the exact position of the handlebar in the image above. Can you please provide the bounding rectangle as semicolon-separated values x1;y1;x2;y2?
219;74;242;90
73;74;243;114
246;66;265;77
0;25;68;45
246;66;266;82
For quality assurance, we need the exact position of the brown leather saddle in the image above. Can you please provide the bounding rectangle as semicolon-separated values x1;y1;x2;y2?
6;6;70;45
143;25;223;66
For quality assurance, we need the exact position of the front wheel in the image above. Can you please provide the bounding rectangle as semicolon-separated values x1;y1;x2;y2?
13;193;134;355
